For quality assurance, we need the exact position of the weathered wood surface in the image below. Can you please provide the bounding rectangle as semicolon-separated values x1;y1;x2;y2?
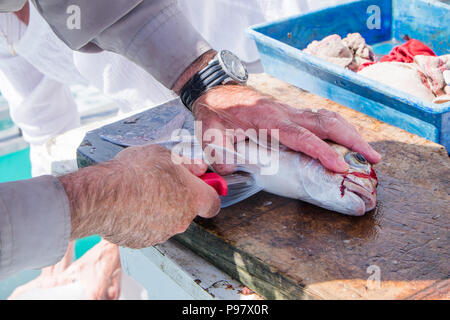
77;74;449;300
174;74;450;300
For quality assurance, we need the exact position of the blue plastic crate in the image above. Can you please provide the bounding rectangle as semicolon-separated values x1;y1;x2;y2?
247;0;450;151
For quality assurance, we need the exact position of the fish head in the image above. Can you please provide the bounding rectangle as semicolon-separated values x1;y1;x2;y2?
301;144;378;216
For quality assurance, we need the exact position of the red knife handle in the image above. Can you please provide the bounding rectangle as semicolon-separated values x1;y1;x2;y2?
199;172;228;196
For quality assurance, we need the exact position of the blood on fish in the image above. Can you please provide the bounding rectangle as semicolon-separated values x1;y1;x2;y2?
370;168;378;180
348;172;370;178
340;179;346;197
340;168;378;198
346;169;378;181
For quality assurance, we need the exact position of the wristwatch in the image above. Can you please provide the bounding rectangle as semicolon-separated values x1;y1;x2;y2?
180;50;248;111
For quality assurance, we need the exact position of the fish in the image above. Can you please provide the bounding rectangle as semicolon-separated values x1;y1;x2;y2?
215;140;378;216
102;109;378;216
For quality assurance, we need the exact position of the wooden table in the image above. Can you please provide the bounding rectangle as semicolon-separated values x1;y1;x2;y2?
78;74;449;300
173;74;450;300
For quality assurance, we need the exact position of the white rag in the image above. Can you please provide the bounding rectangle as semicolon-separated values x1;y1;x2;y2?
358;62;436;102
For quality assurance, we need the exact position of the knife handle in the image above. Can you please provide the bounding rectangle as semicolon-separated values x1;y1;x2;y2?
199;172;228;196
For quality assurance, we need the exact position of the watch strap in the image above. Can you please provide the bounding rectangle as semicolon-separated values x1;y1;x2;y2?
180;52;246;111
181;70;228;110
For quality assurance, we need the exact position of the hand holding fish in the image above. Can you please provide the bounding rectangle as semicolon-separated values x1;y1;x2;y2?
193;85;381;174
58;144;221;248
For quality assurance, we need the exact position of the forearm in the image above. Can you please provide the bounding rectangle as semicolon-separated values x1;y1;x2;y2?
58;159;140;241
58;144;218;248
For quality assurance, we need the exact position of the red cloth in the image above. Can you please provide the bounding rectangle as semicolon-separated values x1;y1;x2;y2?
358;39;436;71
380;39;436;63
358;61;376;70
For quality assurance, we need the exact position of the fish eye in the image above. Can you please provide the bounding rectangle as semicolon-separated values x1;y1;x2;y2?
354;153;367;164
344;152;369;168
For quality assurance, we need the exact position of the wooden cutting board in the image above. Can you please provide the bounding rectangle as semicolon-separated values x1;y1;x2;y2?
173;74;450;300
77;74;449;300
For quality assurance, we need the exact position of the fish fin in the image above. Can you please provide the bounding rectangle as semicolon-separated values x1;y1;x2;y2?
220;172;263;208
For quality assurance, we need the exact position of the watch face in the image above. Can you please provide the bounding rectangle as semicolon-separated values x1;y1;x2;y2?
219;50;248;82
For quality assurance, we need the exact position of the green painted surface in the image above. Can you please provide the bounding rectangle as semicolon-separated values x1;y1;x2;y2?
74;235;102;259
0;148;31;183
0;118;14;131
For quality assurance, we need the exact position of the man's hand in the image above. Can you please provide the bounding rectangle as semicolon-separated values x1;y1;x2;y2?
61;240;122;300
8;240;122;300
59;144;220;248
193;85;381;174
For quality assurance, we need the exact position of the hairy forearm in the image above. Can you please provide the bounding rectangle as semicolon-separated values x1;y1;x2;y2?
58;160;136;240
57;144;218;248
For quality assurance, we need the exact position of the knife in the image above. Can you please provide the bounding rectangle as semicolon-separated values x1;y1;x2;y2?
200;172;261;208
97;104;262;207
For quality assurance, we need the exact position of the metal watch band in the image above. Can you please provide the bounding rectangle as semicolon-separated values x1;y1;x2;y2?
180;64;226;110
180;51;247;111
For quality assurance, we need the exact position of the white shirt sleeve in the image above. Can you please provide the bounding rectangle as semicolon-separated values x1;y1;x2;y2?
0;175;71;280
0;0;26;12
30;0;211;89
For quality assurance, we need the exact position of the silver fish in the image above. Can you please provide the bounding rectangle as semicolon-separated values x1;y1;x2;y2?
221;140;378;216
158;132;378;216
